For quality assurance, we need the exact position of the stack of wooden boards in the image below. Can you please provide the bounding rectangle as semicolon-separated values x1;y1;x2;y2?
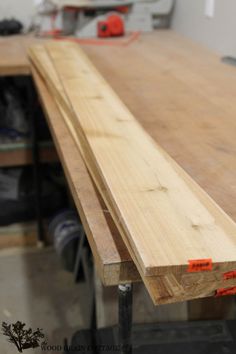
29;42;236;305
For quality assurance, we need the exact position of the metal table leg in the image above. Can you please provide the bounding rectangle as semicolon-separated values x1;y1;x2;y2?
90;271;98;354
118;284;133;354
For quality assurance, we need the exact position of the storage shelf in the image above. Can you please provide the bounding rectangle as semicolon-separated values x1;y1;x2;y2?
0;220;51;249
0;140;58;167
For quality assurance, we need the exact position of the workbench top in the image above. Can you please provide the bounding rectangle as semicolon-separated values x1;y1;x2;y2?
2;30;236;286
0;35;40;75
84;31;236;223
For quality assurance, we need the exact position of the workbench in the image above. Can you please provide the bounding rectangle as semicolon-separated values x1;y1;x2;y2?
0;35;38;75
2;31;236;352
0;35;58;168
0;35;59;245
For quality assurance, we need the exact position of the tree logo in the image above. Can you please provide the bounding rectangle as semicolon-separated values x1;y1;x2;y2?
1;321;46;352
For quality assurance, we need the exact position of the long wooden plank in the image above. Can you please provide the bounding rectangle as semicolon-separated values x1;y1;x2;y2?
29;53;172;304
32;59;172;302
29;47;180;303
29;42;236;278
31;66;140;286
29;45;184;304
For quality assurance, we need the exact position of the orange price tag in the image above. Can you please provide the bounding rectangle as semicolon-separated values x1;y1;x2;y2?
223;270;236;280
215;286;236;297
187;259;212;273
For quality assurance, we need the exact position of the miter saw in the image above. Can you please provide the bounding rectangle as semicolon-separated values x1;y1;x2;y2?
35;0;174;38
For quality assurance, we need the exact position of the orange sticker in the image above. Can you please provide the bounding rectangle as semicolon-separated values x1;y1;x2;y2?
223;270;236;280
215;286;236;297
187;259;212;272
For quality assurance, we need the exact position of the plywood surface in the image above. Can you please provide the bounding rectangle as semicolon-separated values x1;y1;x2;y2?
83;31;236;224
0;35;42;76
29;39;236;304
1;31;236;224
30;42;236;277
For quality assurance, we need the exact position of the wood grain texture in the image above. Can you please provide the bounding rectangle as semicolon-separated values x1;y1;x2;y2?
29;42;236;305
29;42;236;278
29;52;169;302
32;63;179;304
1;32;236;226
0;35;42;76
83;31;236;224
32;66;140;286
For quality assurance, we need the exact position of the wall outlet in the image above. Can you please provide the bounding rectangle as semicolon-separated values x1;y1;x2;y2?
205;0;215;18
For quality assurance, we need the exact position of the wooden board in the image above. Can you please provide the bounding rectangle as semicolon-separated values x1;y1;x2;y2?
29;42;236;277
30;57;190;304
30;54;170;302
31;66;140;286
29;43;236;304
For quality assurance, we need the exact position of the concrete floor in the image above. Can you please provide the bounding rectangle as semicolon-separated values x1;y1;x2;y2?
0;247;90;354
1;242;236;354
0;246;190;354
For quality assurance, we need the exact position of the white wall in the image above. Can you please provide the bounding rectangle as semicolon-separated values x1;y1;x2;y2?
171;0;236;56
0;0;35;28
